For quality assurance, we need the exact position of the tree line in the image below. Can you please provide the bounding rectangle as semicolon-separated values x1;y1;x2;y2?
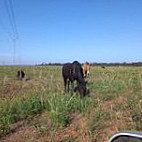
37;62;142;66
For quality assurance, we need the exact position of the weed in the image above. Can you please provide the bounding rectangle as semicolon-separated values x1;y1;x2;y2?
88;107;110;132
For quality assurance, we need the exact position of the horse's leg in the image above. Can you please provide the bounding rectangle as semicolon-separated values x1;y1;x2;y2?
64;78;67;93
69;78;75;95
71;81;74;95
67;80;70;92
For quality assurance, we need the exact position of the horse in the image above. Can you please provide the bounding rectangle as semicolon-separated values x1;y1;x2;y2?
74;83;87;97
82;62;90;77
62;61;87;97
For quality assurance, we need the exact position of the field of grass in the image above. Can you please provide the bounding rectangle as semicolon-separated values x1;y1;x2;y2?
0;65;142;142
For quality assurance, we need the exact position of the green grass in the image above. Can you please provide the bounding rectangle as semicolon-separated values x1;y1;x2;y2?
0;65;142;141
125;92;142;130
0;92;44;136
89;107;111;132
0;88;93;136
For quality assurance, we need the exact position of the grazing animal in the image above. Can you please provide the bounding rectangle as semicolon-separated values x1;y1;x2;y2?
101;66;105;69
82;62;90;77
62;61;87;96
62;63;73;92
72;61;85;84
74;83;88;97
17;70;25;80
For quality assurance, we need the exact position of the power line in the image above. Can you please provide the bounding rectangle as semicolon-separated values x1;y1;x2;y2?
7;0;18;64
4;0;18;39
12;38;16;63
3;0;19;64
4;0;15;38
0;18;17;64
8;0;18;39
0;18;13;39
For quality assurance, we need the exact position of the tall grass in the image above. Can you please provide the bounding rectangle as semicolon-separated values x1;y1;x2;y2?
46;93;93;128
0;92;44;137
0;65;142;141
0;88;93;137
126;92;142;130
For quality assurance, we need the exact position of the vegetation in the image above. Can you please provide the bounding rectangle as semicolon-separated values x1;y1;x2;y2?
0;65;142;141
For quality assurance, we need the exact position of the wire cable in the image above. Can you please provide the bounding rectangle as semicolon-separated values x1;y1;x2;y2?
3;0;19;64
0;17;13;39
8;0;18;39
4;0;18;40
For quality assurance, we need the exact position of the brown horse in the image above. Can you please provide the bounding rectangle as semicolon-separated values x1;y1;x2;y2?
82;62;90;78
62;61;87;97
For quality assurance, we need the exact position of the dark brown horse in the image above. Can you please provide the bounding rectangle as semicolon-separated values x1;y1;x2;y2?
62;61;87;97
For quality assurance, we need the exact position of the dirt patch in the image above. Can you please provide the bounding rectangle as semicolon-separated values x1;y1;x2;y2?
57;113;92;142
39;113;92;142
103;89;133;109
1;113;92;142
1;125;38;142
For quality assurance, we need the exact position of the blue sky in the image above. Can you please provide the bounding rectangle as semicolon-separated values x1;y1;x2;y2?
0;0;142;65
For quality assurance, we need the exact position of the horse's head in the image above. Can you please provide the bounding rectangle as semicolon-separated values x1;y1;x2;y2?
74;82;88;97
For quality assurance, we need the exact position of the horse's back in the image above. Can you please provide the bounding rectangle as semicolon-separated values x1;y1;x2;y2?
62;63;72;78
